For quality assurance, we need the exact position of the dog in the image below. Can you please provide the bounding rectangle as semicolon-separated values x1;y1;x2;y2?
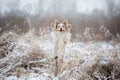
51;19;71;60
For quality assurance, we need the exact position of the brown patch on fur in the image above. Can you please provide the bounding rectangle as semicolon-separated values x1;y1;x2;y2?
55;19;59;28
63;19;68;27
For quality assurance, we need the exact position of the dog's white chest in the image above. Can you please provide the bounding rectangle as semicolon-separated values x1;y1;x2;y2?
56;32;66;40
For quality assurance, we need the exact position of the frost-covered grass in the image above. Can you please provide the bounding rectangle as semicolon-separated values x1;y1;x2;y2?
0;28;120;80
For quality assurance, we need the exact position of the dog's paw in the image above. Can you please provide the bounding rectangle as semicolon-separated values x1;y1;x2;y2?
64;38;68;43
55;56;58;59
58;58;63;64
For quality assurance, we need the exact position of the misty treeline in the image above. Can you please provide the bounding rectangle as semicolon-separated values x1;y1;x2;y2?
0;0;120;41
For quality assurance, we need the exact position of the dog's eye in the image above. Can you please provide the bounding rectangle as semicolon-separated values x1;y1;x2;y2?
56;25;59;28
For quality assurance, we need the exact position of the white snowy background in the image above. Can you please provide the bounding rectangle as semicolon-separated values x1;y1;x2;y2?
0;0;120;80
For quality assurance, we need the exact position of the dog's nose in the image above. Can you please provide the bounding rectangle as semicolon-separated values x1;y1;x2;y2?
60;28;63;31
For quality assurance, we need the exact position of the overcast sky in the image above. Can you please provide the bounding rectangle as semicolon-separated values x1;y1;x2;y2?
76;0;106;13
0;0;120;16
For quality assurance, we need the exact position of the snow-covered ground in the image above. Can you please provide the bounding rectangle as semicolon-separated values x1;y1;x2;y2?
0;29;120;80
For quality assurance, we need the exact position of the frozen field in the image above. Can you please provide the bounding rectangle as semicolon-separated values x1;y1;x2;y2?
0;28;120;80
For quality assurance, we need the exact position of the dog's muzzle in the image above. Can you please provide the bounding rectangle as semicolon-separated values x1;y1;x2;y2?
60;28;63;32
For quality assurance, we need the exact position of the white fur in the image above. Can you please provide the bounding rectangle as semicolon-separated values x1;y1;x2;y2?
51;29;71;59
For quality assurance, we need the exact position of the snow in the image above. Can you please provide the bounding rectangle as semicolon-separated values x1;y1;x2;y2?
5;73;51;80
0;30;120;80
5;76;18;80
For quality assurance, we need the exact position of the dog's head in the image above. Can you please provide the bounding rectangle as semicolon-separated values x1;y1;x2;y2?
51;19;71;32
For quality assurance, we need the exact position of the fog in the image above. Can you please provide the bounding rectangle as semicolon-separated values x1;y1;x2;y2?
0;0;120;40
0;0;120;16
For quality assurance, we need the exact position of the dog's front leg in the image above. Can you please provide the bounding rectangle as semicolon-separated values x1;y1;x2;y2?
54;41;58;59
52;32;58;59
57;40;65;59
64;32;71;43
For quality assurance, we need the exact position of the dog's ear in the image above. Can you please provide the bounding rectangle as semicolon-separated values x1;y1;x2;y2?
51;20;59;31
55;19;59;28
67;24;71;32
63;19;68;27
